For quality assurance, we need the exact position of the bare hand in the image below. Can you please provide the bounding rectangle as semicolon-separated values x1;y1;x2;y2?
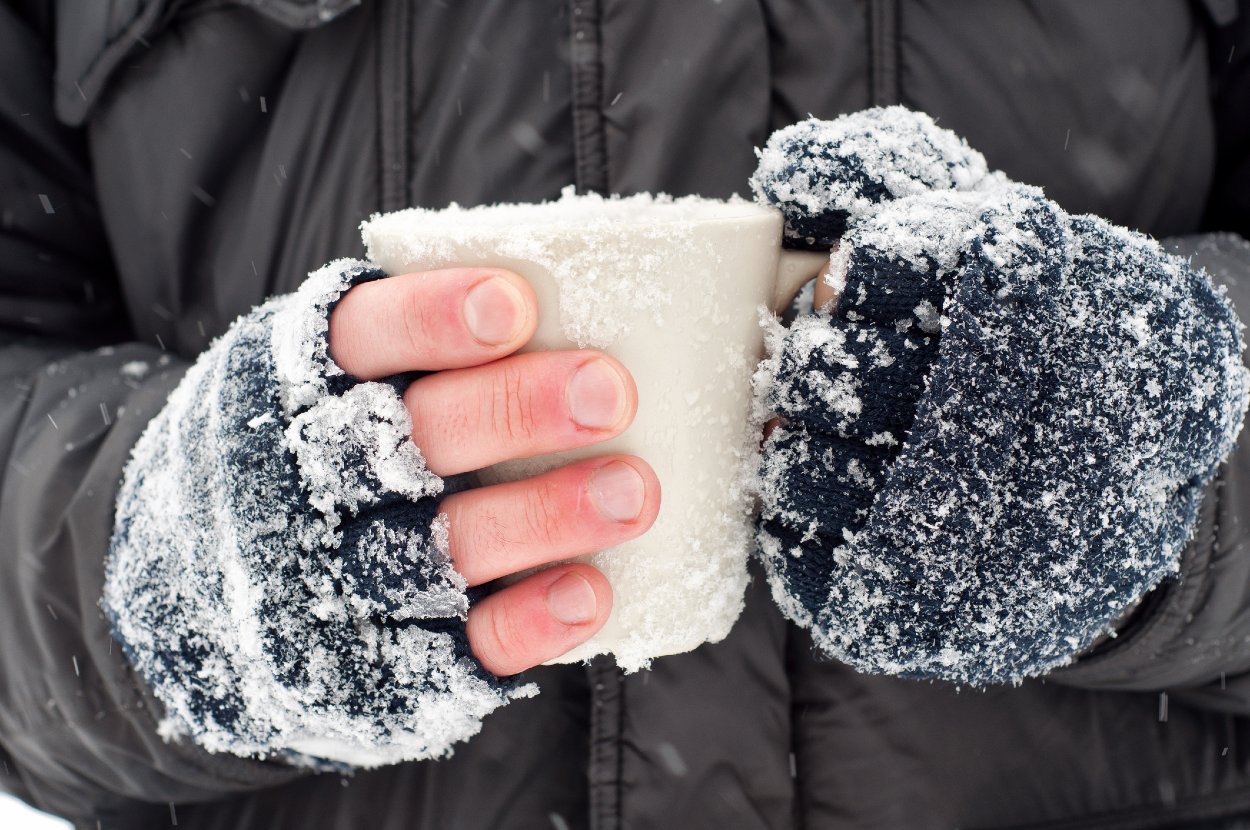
328;268;659;676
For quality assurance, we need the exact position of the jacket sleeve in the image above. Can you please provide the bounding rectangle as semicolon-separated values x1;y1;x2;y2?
0;4;305;821
1203;0;1250;239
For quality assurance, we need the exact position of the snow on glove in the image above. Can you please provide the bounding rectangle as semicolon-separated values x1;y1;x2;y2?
750;106;997;250
754;192;984;631
104;259;531;769
752;112;1250;685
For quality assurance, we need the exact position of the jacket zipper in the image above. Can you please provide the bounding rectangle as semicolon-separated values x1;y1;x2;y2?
570;0;610;195
588;655;624;830
376;0;412;213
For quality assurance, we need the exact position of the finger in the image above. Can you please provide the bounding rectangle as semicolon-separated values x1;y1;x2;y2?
441;455;660;586
406;350;637;476
328;268;538;379
814;259;837;311
467;564;612;676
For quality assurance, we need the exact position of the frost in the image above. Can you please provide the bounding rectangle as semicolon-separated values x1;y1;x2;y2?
106;262;530;768
247;412;275;430
360;187;758;349
270;258;366;413
844;190;1006;273
364;191;778;671
756;180;1250;685
913;300;941;334
285;383;441;538
119;360;150;381
750;107;997;247
753;312;863;431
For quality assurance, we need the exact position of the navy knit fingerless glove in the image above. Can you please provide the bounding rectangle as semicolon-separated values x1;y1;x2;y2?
105;260;530;768
756;195;966;629
752;108;1250;685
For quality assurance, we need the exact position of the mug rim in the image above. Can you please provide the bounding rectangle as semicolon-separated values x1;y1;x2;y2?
362;192;780;239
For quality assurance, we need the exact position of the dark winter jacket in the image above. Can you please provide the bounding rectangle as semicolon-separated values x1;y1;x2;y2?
3;1;1250;829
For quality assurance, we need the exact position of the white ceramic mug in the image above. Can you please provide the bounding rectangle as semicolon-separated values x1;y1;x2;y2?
362;190;825;671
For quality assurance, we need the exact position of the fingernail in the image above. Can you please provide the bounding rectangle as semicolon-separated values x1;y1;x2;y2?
463;277;524;345
546;572;597;626
588;461;645;522
567;360;627;429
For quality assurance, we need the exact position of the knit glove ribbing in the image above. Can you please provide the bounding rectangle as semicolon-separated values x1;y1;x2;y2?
104;260;530;769
752;108;1250;685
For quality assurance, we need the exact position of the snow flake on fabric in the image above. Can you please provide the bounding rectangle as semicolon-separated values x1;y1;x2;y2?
753;110;1250;685
105;260;531;768
750;106;994;250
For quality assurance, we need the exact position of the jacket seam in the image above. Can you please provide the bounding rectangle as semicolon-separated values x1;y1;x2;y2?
57;0;184;125
867;0;900;106
1197;0;1241;27
237;0;360;29
785;625;806;830
990;780;1250;830
56;0;347;125
572;8;619;814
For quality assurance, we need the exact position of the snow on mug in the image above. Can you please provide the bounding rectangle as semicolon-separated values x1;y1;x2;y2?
361;189;825;671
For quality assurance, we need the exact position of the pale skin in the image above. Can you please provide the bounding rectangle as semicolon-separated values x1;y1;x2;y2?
328;267;661;676
328;264;836;677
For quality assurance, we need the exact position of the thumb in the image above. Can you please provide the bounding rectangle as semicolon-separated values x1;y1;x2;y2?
813;259;837;311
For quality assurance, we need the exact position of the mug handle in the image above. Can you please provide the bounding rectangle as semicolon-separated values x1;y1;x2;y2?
772;249;832;313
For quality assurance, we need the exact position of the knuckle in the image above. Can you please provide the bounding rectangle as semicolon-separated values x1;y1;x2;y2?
462;509;509;577
491;363;541;442
403;383;432;442
400;284;438;359
326;289;366;373
482;603;529;675
519;480;565;549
